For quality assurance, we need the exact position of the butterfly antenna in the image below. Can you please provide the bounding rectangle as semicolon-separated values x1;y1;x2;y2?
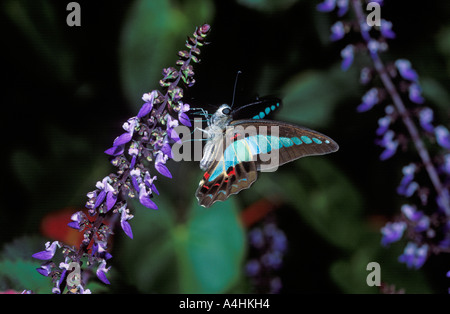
231;70;242;109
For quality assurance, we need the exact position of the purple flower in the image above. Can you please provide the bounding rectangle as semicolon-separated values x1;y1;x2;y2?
166;115;181;143
381;221;406;246
398;242;428;269
395;59;418;82
155;151;172;178
96;260;111;285
177;102;192;127
245;259;261;277
336;0;349;16
94;176;115;209
144;172;159;195
104;118;139;156
376;116;391;136
92;241;113;260
419;107;434;133
68;211;86;230
340;44;354;71
138;91;157;118
249;228;265;249
401;204;422;221
396;164;416;194
36;261;53;277
377;130;398;160
357;88;379;112
408;83;425;104
119;206;134;239
316;0;336;12
138;185;158;210
330;21;345;41
32;241;60;260
367;39;387;54
435;125;450;149
360;67;372;85
261;251;283;269
380;19;395;39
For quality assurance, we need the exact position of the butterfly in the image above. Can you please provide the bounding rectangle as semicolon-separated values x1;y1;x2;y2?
193;97;339;208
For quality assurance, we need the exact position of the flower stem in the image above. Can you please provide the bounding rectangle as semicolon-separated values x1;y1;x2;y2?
351;0;450;215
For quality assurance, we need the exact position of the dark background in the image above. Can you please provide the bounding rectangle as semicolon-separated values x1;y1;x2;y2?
1;0;450;293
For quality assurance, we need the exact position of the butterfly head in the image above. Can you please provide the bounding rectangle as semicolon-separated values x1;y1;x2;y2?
210;104;233;128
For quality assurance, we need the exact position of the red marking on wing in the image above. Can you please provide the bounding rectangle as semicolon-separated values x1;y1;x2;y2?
203;172;211;180
202;185;210;190
214;183;220;187
231;133;241;141
227;168;236;176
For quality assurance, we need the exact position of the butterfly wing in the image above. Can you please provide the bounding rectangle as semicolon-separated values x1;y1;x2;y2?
196;119;339;207
196;159;258;208
232;120;339;170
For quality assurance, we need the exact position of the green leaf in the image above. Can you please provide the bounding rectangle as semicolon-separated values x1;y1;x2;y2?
276;158;365;250
0;259;53;293
119;0;214;109
279;65;360;127
177;199;245;293
116;195;245;293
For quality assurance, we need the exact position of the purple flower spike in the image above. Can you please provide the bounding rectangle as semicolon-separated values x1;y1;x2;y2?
435;125;450;149
96;260;111;285
32;241;60;260
316;0;336;12
381;221;406;247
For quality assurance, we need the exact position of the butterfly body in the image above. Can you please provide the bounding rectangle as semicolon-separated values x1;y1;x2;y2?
195;98;339;208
